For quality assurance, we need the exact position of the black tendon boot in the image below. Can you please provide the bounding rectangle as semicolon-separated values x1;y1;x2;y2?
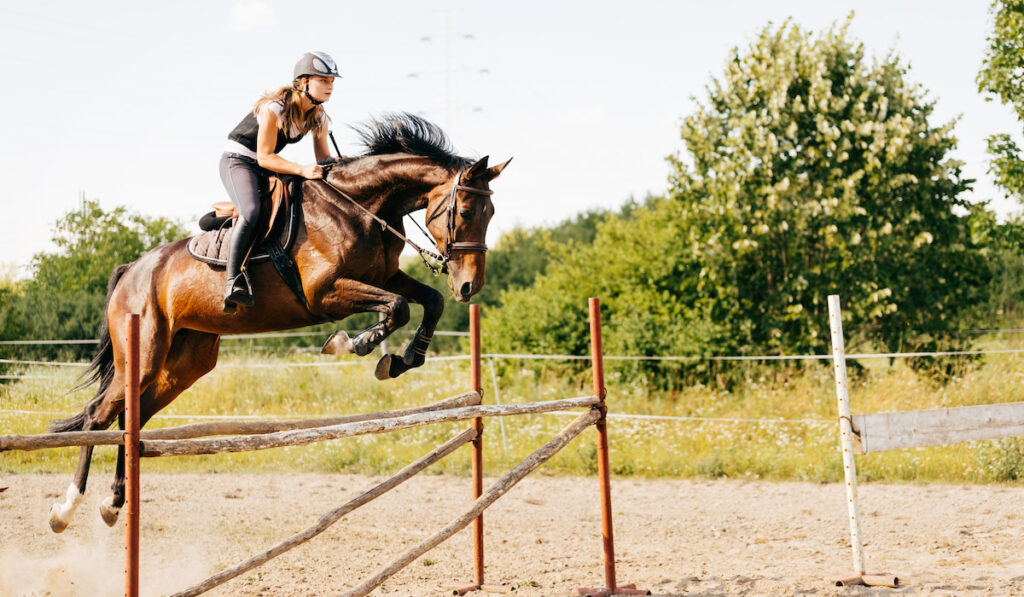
223;215;258;312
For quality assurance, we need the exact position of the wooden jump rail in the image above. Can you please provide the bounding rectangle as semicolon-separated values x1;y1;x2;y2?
0;392;483;451
1;299;648;597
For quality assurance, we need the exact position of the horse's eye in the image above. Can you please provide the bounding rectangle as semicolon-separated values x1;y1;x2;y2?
459;209;472;218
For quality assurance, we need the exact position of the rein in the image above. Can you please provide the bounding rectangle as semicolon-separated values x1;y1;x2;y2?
318;166;492;275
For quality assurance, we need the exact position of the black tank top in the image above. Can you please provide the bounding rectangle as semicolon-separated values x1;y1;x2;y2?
227;103;307;154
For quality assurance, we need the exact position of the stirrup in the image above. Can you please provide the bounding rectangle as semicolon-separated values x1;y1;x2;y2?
223;273;255;311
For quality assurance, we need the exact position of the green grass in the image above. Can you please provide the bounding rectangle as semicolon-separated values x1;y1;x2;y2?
3;335;1024;484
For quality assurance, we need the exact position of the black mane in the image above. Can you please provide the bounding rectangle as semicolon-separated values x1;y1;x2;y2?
352;113;469;169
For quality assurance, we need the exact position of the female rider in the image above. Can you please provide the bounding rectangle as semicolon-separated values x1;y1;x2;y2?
219;51;340;311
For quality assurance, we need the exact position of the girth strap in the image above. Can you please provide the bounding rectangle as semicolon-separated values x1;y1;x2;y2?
265;240;330;323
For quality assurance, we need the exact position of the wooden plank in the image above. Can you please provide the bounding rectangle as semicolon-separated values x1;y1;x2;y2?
141;391;481;440
0;429;124;452
852;402;1024;453
141;397;600;457
0;392;481;452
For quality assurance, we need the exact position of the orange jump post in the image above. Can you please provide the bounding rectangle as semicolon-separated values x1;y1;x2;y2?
124;313;141;597
576;298;648;597
454;305;510;595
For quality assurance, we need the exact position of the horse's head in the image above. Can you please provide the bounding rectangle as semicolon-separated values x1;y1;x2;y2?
425;155;511;303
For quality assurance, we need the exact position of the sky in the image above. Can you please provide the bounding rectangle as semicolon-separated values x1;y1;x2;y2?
0;1;1019;277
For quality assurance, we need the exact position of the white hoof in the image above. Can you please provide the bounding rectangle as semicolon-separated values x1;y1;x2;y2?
48;504;70;533
99;496;121;527
48;484;83;534
321;331;354;355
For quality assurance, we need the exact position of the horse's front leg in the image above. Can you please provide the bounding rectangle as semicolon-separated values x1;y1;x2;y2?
373;271;445;380
318;279;410;358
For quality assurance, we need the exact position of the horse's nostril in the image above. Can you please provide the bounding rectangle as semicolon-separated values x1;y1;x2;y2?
460;282;473;297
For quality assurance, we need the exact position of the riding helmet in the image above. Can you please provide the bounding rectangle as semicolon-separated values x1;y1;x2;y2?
294;51;341;80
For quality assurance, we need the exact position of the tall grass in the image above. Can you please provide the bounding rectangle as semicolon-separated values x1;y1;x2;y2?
3;333;1024;484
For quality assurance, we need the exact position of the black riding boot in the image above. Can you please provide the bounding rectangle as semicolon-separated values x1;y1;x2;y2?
223;214;258;312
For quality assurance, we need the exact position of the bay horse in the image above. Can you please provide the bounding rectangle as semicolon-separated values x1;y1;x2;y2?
46;113;510;533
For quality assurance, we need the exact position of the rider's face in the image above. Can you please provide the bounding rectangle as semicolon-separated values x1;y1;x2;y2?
306;76;334;103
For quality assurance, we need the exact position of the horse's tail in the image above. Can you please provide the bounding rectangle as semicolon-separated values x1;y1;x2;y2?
50;263;132;433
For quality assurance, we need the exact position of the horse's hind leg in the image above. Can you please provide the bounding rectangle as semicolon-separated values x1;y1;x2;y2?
49;446;94;533
50;310;172;533
99;329;220;527
99;413;127;526
49;395;126;533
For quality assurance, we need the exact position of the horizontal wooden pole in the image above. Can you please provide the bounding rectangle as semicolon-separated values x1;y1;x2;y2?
0;392;481;452
141;397;600;458
853;401;1024;453
143;392;481;440
168;427;477;597
340;408;602;597
0;428;124;452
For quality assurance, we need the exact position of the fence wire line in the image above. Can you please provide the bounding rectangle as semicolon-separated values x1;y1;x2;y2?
0;406;831;426
6;347;1024;369
7;327;1024;345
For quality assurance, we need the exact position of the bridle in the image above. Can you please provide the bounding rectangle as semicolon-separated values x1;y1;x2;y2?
319;166;492;275
425;168;492;258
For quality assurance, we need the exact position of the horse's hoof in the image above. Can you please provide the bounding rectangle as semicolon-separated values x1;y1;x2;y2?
48;504;70;534
374;354;393;380
376;353;411;380
321;331;354;355
99;496;121;527
48;484;83;533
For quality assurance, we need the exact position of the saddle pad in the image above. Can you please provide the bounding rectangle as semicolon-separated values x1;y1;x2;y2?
186;197;301;268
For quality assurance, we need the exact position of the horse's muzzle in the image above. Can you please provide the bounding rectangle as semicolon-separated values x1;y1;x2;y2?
455;281;475;303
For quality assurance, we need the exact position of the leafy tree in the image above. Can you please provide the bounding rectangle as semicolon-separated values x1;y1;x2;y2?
978;0;1024;203
4;199;186;355
30;198;185;296
965;206;1024;325
0;264;26;341
484;18;991;383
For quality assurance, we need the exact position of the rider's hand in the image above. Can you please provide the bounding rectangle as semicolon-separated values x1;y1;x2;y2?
300;163;324;179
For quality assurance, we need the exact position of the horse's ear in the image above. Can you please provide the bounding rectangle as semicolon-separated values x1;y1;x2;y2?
486;157;512;181
464;156;490;180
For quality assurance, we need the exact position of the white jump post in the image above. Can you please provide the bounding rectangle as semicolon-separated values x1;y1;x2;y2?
826;295;897;588
826;295;866;583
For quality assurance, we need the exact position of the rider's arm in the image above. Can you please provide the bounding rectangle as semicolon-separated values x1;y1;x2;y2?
256;108;321;179
313;125;333;162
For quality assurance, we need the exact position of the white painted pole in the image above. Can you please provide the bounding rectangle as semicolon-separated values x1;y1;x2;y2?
827;295;866;575
487;357;509;458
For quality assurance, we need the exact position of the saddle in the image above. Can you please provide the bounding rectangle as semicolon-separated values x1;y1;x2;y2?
188;176;301;265
187;175;311;310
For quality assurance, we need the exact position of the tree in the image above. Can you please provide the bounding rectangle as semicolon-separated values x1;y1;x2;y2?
484;17;991;382
5;199;187;347
978;0;1024;203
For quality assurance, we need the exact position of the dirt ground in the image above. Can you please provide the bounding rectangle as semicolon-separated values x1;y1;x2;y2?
2;473;1024;596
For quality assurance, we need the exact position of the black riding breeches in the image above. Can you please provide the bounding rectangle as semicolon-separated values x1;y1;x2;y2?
218;152;268;223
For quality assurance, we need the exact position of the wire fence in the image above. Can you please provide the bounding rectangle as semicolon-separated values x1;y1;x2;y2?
6;326;1024;346
4;332;1023;426
4;347;1024;370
